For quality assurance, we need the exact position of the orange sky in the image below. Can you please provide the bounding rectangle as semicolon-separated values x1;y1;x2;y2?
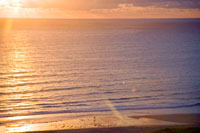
0;0;200;18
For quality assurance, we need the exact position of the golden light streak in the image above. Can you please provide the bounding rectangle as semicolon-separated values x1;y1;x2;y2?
1;19;13;33
0;29;37;133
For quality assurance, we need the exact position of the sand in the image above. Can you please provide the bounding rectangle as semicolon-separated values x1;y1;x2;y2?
1;114;200;133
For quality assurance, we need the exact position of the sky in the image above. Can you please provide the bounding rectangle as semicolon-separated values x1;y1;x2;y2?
0;0;200;18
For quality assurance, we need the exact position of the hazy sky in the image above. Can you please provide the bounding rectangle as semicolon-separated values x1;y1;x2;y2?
0;0;200;18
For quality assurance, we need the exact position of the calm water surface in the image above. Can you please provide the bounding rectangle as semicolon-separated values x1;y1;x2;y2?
0;19;200;126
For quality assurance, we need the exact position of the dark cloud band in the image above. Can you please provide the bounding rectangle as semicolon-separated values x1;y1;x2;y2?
131;0;200;9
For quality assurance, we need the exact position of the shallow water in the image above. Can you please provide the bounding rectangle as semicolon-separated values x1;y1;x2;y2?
0;19;200;126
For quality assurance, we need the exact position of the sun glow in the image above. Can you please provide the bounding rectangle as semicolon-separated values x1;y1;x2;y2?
0;0;21;7
0;0;24;18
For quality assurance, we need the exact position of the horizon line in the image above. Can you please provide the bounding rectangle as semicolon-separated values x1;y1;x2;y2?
0;17;200;20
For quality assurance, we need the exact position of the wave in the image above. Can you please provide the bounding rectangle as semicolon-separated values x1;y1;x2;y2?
1;103;200;118
0;79;74;88
0;82;119;96
0;72;84;80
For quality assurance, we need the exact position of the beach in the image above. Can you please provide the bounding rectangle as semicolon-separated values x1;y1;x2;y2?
1;113;199;132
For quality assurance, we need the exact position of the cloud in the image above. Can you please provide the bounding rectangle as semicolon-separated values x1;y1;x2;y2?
20;0;200;10
91;4;200;19
131;0;200;9
1;0;199;18
20;0;121;10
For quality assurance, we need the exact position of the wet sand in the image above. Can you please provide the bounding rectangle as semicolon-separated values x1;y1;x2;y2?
27;126;200;133
131;113;200;124
1;114;200;133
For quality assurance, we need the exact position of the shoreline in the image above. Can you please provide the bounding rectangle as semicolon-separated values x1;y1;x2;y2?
25;126;200;133
29;126;200;133
1;113;199;132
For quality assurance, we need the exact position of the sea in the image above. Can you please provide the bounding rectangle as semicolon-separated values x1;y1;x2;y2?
0;18;200;126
